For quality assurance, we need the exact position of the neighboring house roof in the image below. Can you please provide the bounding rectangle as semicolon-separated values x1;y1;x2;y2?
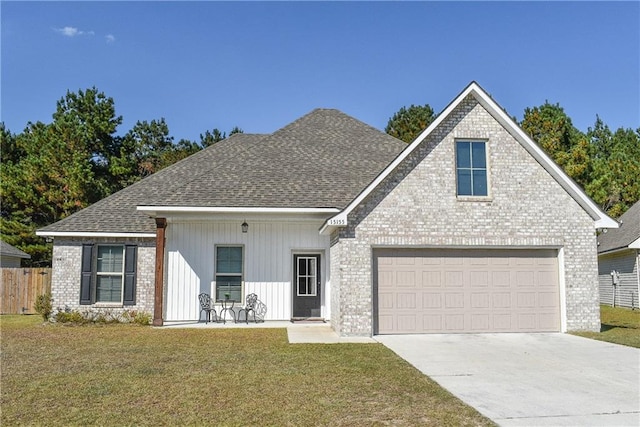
37;109;406;236
321;81;618;234
0;240;31;259
597;200;640;254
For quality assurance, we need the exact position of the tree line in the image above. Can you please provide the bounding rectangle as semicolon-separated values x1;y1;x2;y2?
1;88;242;265
386;103;639;219
2;88;638;265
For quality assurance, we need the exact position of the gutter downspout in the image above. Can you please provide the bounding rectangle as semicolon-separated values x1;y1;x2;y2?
636;251;640;310
611;270;616;308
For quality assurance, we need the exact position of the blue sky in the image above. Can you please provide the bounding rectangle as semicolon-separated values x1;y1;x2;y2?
2;1;639;143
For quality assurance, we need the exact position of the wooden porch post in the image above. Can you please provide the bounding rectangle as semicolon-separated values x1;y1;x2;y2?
153;218;167;326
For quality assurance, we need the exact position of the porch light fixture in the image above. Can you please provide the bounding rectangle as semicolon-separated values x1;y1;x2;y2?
241;221;249;233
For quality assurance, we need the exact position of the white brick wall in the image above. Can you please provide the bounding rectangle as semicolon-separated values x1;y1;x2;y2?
333;96;600;336
51;237;155;315
329;233;343;335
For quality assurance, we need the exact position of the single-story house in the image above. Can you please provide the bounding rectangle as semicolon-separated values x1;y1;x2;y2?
597;200;640;309
37;82;617;336
0;240;31;268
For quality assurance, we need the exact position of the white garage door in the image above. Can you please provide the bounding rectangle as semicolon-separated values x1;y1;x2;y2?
374;248;560;334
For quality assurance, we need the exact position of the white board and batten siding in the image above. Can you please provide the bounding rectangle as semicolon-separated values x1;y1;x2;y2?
164;220;331;321
598;250;640;309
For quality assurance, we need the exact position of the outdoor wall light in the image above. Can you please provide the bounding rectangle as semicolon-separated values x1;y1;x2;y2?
241;221;249;233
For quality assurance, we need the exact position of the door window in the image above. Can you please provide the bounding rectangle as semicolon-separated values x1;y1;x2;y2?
296;256;317;296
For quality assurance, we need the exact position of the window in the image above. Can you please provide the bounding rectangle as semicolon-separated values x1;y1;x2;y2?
96;245;124;303
215;246;243;302
296;256;318;296
80;244;137;306
456;141;488;196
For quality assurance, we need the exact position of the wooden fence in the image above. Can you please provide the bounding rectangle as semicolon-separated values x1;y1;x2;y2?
1;268;52;314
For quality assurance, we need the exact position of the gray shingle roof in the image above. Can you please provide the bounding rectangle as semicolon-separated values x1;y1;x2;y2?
39;109;406;234
597;200;640;253
0;240;31;259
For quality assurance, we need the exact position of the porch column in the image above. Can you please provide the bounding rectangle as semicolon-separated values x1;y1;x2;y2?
153;218;167;326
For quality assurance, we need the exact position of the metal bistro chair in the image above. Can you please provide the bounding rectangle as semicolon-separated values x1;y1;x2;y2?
236;293;259;324
198;293;217;324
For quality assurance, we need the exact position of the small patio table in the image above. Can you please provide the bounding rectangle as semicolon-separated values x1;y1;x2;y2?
218;298;236;324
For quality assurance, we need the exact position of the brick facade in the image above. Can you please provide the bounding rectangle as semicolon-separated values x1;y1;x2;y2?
51;237;156;316
332;96;600;336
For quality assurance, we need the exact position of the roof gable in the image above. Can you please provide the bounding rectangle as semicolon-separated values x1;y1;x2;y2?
321;82;617;234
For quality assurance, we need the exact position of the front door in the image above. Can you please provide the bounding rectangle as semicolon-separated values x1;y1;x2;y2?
293;254;321;318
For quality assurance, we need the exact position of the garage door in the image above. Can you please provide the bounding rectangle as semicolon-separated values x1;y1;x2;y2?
374;248;560;334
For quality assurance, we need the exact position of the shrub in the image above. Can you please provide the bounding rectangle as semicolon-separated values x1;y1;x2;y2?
55;310;87;324
133;311;152;325
92;310;118;324
121;310;134;323
34;293;53;321
121;310;152;325
52;308;152;326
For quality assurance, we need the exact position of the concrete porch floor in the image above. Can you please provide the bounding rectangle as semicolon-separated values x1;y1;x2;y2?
160;320;377;344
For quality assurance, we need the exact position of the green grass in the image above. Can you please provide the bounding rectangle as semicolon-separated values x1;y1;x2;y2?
572;305;640;348
1;316;493;426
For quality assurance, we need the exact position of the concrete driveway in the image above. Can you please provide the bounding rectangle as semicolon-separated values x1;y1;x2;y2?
376;333;639;426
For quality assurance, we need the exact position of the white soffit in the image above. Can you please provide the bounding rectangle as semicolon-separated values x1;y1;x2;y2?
138;206;339;213
320;81;618;234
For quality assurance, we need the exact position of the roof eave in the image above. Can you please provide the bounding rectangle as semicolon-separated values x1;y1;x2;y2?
319;222;340;236
35;231;156;238
595;217;621;229
598;245;638;256
5;253;31;259
138;206;340;217
472;87;618;230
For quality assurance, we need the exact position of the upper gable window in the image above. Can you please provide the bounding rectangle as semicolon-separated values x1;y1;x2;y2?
456;141;488;197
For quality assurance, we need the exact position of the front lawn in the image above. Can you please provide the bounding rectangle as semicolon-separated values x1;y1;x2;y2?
1;315;493;426
572;305;640;348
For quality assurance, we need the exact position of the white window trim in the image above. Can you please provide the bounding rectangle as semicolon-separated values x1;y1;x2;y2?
95;244;125;305
455;139;491;199
214;244;244;303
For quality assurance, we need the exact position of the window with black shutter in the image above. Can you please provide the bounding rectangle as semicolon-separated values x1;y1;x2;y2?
80;244;94;304
79;243;137;305
123;245;137;305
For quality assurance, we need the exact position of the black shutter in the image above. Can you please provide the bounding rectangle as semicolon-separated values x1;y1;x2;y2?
123;245;137;306
80;244;94;305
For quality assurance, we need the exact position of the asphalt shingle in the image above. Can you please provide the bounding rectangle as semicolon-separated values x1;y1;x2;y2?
0;240;31;259
39;109;406;234
597;200;640;253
